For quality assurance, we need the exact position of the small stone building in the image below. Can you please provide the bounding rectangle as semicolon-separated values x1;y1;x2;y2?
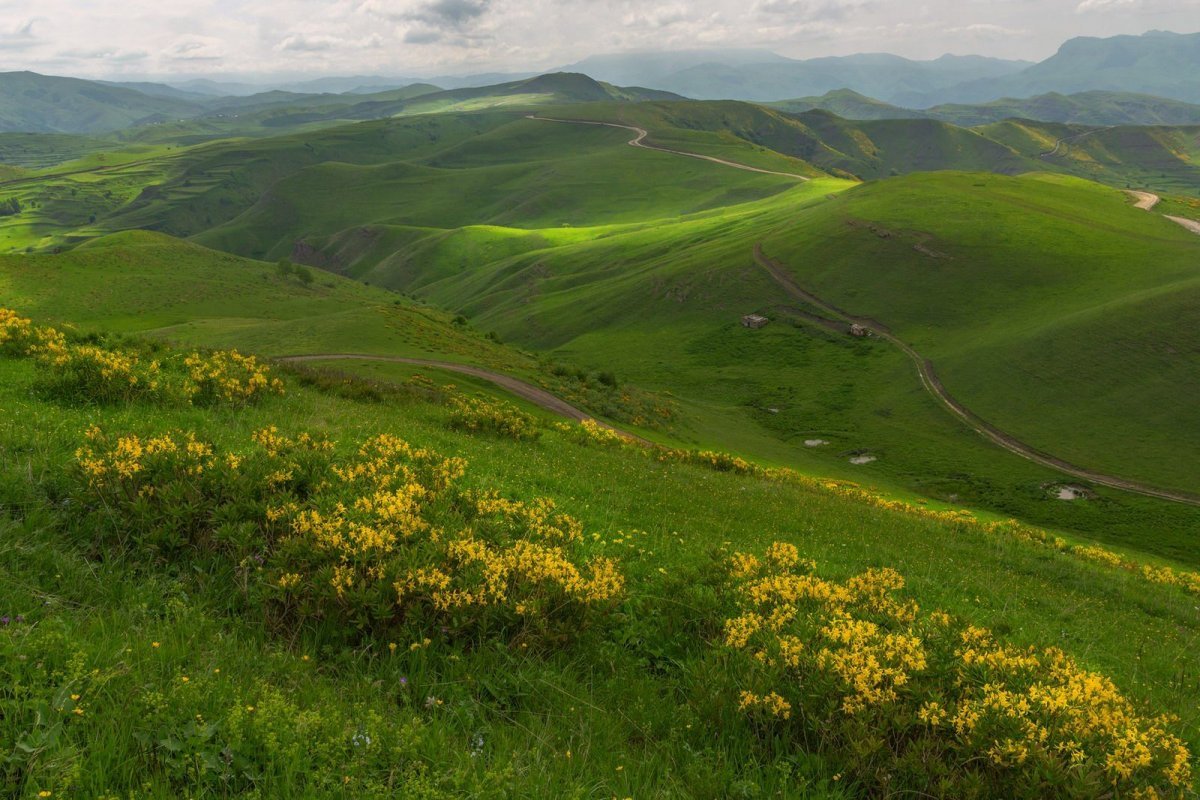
742;314;769;329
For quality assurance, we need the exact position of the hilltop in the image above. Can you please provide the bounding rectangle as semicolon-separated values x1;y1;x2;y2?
0;71;198;134
772;88;1200;127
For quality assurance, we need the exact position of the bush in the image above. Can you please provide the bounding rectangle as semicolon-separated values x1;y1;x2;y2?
36;343;171;405
0;307;65;357
183;350;284;407
447;396;540;441
70;426;623;642
721;544;1192;798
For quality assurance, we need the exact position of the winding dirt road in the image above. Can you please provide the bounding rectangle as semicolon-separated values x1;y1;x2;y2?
1126;190;1161;211
1039;129;1104;159
527;115;811;180
753;245;1200;507
277;353;647;442
1166;215;1200;235
1125;189;1200;236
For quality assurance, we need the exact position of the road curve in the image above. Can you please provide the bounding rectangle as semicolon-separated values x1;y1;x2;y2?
753;245;1200;507
527;115;811;180
1166;215;1200;236
1125;190;1161;211
276;353;648;443
1038;129;1103;159
1124;189;1200;236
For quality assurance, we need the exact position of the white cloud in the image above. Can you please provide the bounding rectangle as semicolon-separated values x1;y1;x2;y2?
1076;0;1138;11
0;0;1193;79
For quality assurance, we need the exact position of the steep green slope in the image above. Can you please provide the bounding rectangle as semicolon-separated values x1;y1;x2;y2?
0;71;199;133
931;91;1200;127
2;301;1199;797
0;229;523;367
755;173;1200;492
773;89;1200;127
350;171;1200;557
983;120;1200;195
192;115;802;261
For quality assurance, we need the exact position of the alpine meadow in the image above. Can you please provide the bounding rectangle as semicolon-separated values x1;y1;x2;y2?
2;5;1200;799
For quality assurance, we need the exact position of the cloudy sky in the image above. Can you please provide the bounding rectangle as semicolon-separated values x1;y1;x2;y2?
0;0;1196;79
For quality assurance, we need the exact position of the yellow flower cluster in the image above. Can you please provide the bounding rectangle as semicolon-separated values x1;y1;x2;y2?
0;306;65;356
71;423;623;639
272;435;622;621
554;418;630;447
75;426;216;488
32;336;167;404
722;543;1192;796
660;448;758;475
738;690;792;720
447;395;540;441
184;350;284;406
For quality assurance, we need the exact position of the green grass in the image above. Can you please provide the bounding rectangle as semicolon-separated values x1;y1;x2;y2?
2;324;1200;797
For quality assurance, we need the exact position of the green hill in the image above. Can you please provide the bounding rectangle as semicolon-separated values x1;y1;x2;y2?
0;71;200;134
950;31;1200;105
2;259;1200;797
929;90;1200;127
772;88;1200;127
339;169;1200;557
770;89;924;120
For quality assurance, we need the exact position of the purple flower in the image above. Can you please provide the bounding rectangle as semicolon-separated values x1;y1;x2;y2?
399;676;408;687
0;617;9;625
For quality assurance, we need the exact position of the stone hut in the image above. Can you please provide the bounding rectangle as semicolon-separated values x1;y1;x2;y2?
741;314;769;329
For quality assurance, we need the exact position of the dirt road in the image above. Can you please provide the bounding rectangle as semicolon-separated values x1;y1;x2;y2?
1039;129;1103;159
277;353;647;442
1124;189;1200;235
753;245;1200;507
1166;215;1200;236
527;115;811;180
1126;190;1161;210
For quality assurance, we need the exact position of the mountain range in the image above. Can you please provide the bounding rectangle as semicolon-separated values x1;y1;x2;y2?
772;88;1200;127
1;30;1199;135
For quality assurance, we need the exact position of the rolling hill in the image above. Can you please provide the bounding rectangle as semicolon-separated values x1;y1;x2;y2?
0;71;199;134
936;30;1200;105
773;88;1200;127
3;74;1200;798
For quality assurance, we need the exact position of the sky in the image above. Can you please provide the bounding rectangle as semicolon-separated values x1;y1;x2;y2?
0;0;1197;80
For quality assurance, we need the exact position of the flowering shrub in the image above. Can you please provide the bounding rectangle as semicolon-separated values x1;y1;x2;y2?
661;448;759;475
37;342;170;405
184;350;284;407
0;307;64;357
723;543;1192;798
554;418;631;447
447;396;540;441
71;425;623;640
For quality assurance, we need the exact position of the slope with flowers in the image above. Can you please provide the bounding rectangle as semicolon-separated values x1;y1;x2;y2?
1;304;1199;798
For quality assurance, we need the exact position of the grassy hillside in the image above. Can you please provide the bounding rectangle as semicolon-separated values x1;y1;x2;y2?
983;120;1200;196
338;169;1200;559
773;89;1200;127
0;71;199;134
1;302;1199;797
0;230;525;366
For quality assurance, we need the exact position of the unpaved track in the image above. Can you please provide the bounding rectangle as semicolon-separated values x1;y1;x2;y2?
1039;129;1103;159
753;245;1200;507
527;115;811;180
1125;189;1200;235
1166;215;1200;236
1126;190;1161;210
277;353;648;443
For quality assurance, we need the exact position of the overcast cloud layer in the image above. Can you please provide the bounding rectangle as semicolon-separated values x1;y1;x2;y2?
1;0;1197;79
